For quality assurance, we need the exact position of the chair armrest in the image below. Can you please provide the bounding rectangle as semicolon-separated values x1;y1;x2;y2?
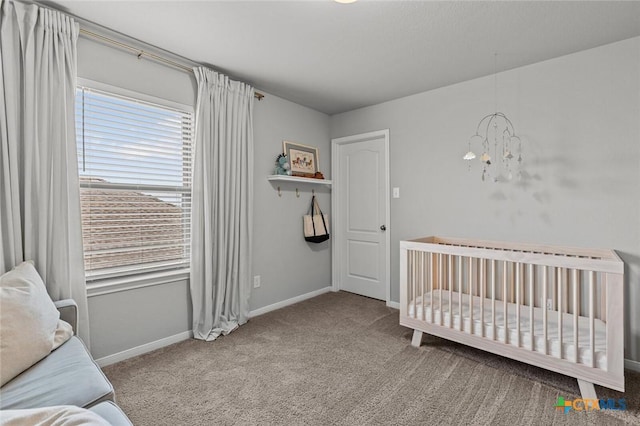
54;299;78;334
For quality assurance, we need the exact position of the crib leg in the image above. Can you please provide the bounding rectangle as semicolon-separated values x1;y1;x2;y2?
411;330;423;347
577;379;597;400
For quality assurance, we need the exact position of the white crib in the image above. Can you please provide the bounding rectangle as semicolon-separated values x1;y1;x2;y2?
400;237;625;399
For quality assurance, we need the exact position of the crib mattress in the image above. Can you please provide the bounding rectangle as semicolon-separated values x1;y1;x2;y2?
408;291;607;369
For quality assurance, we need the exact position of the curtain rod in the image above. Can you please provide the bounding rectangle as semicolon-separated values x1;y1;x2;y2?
79;28;265;101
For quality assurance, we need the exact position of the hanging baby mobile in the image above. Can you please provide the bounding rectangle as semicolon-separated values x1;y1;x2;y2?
464;53;523;183
463;112;522;183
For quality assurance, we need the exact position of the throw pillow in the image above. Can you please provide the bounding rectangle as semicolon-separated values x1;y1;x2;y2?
53;319;74;350
0;405;111;426
0;262;71;386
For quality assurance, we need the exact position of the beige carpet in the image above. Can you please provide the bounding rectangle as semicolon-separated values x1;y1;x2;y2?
104;291;640;425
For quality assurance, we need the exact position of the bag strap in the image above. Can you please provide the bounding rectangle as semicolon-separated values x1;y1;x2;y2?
313;196;322;216
308;196;318;236
314;196;328;235
308;195;316;215
308;196;324;215
308;196;328;236
318;208;328;234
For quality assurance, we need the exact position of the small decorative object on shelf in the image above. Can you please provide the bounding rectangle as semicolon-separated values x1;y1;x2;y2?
274;154;291;176
312;171;324;180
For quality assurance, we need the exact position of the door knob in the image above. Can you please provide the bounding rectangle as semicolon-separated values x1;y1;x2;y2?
380;225;386;231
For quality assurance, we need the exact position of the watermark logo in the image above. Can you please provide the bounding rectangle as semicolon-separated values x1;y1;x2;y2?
554;396;626;413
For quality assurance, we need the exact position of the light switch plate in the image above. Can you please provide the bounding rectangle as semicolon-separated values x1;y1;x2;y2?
392;187;400;198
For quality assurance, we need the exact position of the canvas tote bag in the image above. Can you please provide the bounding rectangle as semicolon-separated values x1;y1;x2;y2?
303;196;330;243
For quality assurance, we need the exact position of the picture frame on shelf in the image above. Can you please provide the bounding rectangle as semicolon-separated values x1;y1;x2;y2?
283;141;319;177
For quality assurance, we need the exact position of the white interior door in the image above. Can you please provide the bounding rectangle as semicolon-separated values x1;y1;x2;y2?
332;130;389;301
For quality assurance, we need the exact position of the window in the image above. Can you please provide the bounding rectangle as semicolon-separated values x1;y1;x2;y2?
75;85;193;279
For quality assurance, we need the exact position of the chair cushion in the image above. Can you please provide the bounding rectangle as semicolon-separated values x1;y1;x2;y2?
0;336;114;409
90;401;133;426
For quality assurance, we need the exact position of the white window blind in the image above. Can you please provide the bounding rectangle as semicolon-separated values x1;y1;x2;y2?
75;86;192;279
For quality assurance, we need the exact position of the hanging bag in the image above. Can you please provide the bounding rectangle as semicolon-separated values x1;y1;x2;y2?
303;196;330;243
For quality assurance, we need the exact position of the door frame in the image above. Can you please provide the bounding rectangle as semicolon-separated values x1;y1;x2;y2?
331;129;391;305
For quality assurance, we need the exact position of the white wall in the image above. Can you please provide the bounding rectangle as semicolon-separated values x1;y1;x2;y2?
78;36;196;107
87;279;191;360
78;36;331;359
330;37;640;361
252;94;331;311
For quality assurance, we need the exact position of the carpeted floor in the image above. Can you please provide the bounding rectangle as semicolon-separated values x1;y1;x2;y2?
104;291;640;425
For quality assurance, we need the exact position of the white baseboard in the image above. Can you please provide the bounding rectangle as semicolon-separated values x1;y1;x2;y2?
249;286;332;318
386;300;400;309
625;358;640;372
95;330;192;367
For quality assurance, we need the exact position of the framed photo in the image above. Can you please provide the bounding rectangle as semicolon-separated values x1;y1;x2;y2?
283;141;319;177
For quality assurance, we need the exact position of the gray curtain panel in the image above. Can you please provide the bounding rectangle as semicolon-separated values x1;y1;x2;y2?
0;0;90;345
190;67;254;341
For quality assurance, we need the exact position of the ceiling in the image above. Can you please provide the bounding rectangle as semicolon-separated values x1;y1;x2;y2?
49;1;640;115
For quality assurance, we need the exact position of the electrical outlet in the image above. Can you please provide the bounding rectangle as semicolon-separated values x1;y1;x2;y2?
253;275;261;289
546;298;553;310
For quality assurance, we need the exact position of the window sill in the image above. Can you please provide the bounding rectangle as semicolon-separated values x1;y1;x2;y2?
86;268;190;297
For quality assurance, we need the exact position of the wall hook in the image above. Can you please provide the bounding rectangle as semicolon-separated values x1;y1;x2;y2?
296;188;300;198
278;186;282;197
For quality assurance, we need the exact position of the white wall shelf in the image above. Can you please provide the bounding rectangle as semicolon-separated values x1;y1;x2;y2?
267;175;332;187
267;175;331;197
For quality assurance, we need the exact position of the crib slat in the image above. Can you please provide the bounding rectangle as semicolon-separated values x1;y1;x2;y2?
520;263;525;305
407;250;411;317
418;251;422;320
557;267;563;360
529;264;534;351
458;255;463;332
516;262;521;347
419;252;423;317
543;265;548;355
601;274;607;320
438;253;443;326
448;254;453;328
412;251;417;320
510;262;515;304
491;259;496;341
429;253;434;324
480;259;486;337
420;252;425;321
503;261;508;344
575;270;581;317
469;257;473;334
589;271;595;368
564;268;569;314
572;269;579;363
